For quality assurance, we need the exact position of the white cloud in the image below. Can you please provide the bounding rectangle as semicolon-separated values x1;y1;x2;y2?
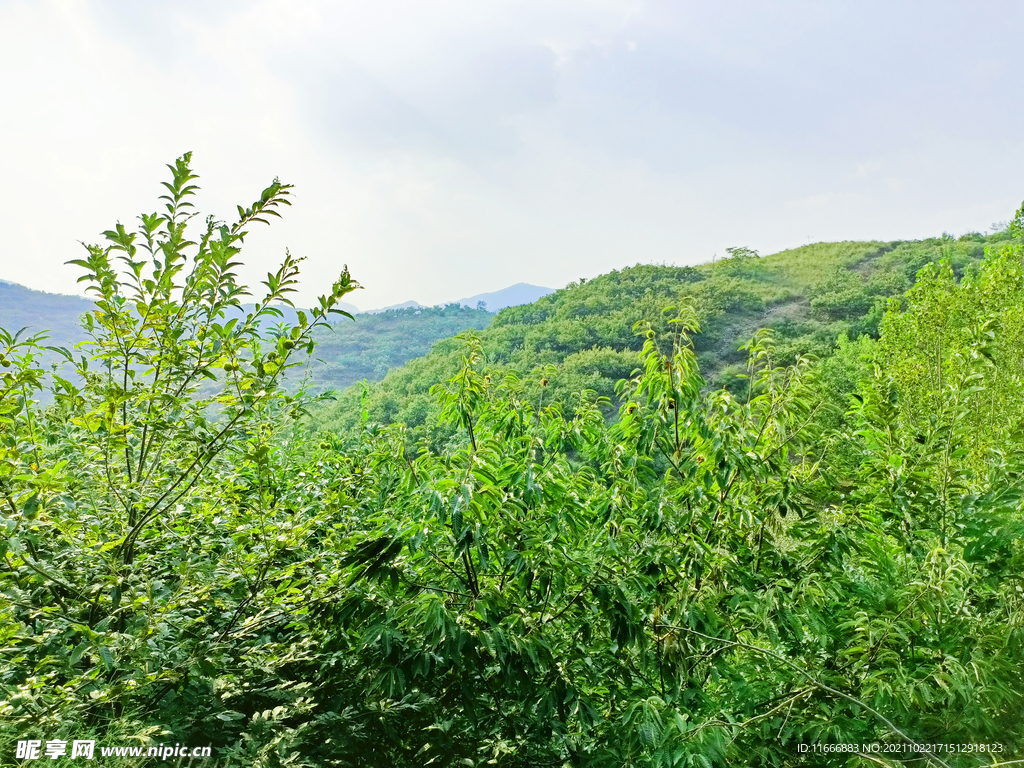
1;0;1023;309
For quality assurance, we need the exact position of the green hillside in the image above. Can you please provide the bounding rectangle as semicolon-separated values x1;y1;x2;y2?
303;304;492;392
314;232;1003;442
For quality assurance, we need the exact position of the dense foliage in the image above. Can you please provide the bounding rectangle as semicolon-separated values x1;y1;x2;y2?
2;158;1022;767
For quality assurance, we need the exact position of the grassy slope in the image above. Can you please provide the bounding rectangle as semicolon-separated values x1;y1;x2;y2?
312;233;1002;443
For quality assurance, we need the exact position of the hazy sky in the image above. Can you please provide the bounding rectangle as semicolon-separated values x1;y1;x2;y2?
3;0;1023;309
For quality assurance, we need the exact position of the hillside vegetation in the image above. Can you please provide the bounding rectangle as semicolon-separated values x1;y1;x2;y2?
314;233;1002;444
2;156;1022;767
304;304;491;391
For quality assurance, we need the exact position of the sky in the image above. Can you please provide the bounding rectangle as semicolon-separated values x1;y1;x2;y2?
2;0;1023;310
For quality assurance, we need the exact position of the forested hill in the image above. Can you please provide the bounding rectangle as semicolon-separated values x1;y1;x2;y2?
305;304;492;391
314;232;1004;440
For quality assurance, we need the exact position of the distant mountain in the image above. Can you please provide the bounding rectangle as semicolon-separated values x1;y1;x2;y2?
357;284;554;314
0;276;552;337
0;280;92;354
0;278;549;386
360;300;421;314
0;280;366;362
0;279;487;388
457;283;553;311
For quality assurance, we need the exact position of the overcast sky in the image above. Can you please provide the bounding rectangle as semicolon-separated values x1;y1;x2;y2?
2;0;1023;309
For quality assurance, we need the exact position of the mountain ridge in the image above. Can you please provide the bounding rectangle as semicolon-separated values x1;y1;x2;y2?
455;283;553;311
0;278;553;323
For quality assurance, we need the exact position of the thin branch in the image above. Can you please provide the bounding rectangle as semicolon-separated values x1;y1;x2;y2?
4;552;86;603
542;579;593;626
116;409;245;562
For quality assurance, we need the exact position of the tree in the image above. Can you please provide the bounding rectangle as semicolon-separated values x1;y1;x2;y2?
1;153;358;753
